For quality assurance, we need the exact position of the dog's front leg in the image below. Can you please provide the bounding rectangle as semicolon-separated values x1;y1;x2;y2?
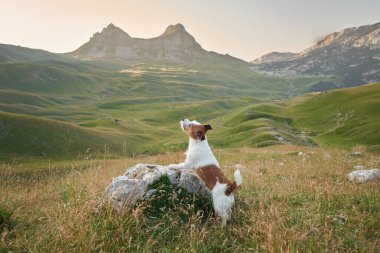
168;162;187;170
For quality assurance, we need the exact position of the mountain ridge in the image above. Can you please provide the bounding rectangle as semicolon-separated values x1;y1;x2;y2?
250;22;380;88
69;23;231;64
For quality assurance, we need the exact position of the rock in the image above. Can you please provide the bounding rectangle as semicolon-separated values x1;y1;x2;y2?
351;151;363;157
96;164;211;211
347;169;380;183
177;172;210;197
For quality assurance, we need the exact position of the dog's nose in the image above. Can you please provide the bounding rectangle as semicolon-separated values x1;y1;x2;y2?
181;119;185;121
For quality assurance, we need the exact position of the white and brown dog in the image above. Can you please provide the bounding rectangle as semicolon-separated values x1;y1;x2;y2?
170;119;242;226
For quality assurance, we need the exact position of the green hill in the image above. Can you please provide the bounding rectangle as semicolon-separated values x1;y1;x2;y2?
0;112;145;160
288;83;380;150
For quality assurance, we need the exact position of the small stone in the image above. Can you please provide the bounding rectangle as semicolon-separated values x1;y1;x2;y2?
351;151;363;157
145;189;158;198
353;165;366;170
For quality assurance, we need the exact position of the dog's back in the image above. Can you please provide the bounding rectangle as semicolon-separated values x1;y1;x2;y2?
196;165;242;195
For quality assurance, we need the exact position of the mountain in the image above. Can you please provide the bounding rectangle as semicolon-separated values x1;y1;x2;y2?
250;22;380;89
251;52;296;64
70;23;242;64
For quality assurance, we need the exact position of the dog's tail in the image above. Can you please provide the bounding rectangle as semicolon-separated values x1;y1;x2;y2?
225;169;243;195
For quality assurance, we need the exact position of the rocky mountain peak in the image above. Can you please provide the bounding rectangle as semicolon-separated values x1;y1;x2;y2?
70;23;208;62
106;23;116;29
161;23;187;36
251;51;296;64
301;22;380;55
156;23;202;50
94;23;131;40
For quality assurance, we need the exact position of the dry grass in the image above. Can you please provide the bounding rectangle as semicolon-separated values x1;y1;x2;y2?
1;146;379;252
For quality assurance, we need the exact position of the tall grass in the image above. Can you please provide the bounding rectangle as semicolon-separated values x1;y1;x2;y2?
0;146;379;252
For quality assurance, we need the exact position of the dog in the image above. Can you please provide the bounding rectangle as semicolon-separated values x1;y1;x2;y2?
169;119;242;226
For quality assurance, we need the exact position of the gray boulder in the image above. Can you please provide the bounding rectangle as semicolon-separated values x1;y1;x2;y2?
347;169;380;183
95;163;211;211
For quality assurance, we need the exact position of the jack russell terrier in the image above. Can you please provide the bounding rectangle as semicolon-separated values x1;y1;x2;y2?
169;119;242;226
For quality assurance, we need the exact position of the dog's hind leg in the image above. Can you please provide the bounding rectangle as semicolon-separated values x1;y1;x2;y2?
221;211;228;227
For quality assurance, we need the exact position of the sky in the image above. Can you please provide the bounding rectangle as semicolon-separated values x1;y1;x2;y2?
1;0;379;61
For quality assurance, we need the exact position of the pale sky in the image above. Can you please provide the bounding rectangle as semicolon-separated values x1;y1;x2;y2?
1;0;379;61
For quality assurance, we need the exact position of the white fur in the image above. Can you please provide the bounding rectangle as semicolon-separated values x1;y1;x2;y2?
170;118;242;227
212;182;234;227
234;170;243;186
169;119;219;170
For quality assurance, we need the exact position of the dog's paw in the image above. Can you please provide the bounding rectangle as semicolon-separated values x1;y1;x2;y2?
168;163;186;170
168;164;179;169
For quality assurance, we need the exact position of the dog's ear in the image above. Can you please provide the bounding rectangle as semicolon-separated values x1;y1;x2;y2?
204;124;212;131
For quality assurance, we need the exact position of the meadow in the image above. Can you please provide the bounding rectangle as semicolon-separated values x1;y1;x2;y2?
1;145;379;252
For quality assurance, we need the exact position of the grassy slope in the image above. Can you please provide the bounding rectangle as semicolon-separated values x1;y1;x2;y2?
210;101;315;148
1;146;379;252
288;83;380;149
0;112;145;160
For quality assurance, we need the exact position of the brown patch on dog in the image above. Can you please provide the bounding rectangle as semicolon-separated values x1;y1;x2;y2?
187;124;212;141
196;164;238;195
225;181;237;195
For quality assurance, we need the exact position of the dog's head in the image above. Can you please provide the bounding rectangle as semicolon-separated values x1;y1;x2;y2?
180;119;212;141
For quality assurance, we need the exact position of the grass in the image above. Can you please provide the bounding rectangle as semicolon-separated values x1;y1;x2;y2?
1;145;379;252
